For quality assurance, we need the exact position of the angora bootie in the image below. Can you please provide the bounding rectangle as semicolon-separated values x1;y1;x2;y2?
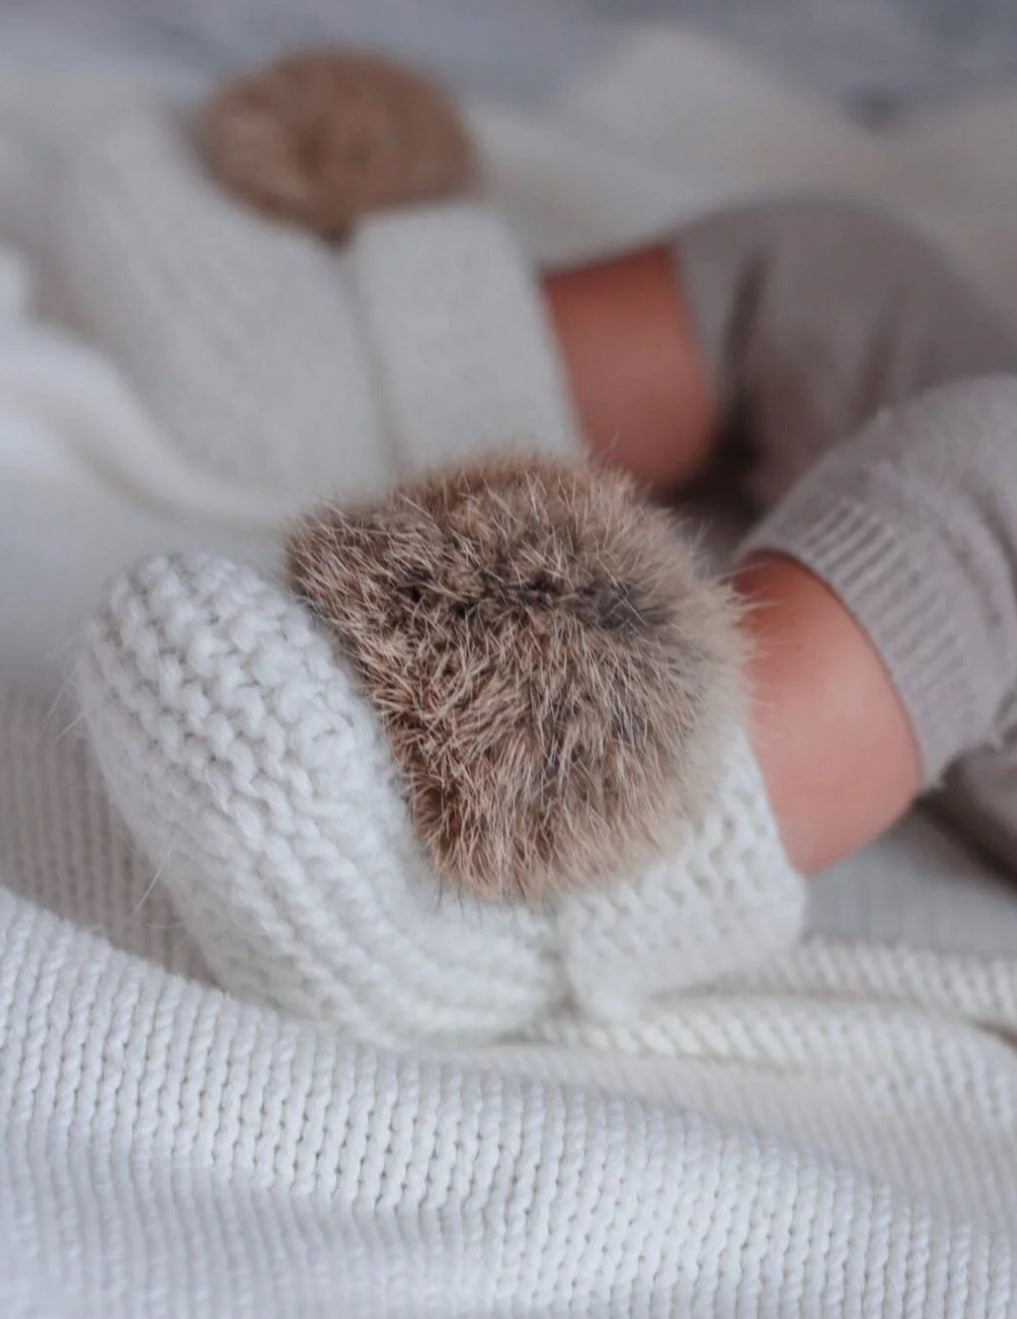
76;461;807;1045
50;101;579;509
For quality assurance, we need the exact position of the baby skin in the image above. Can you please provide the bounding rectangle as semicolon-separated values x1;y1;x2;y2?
544;199;1017;875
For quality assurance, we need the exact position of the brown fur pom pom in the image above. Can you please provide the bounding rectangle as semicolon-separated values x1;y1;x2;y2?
199;50;475;237
287;458;742;902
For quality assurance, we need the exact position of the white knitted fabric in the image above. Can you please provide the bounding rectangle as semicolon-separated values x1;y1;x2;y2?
351;202;580;471
49;103;580;507
5;33;1017;1314
74;551;805;1044
55;106;388;502
559;730;804;1020
4;681;1017;1315
75;553;563;1046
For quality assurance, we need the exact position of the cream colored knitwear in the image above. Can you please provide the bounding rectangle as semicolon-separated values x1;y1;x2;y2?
75;551;806;1044
5;676;1017;1316
51;104;580;508
7;34;1017;1313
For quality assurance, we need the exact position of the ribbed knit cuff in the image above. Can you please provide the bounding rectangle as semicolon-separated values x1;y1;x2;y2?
351;200;582;474
740;480;980;788
54;105;391;501
557;728;806;1021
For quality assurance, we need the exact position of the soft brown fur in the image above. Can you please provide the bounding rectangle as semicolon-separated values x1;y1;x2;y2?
199;50;475;237
287;458;742;902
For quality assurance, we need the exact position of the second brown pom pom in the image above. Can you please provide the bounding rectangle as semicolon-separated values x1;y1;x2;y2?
199;49;476;237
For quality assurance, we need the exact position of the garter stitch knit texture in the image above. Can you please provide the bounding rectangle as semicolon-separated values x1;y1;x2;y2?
5;676;1017;1314
75;551;806;1042
4;875;1015;1318
75;553;563;1045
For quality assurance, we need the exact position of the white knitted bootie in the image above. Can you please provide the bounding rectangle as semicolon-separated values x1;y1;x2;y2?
76;553;564;1046
557;728;805;1021
50;103;580;508
77;541;805;1045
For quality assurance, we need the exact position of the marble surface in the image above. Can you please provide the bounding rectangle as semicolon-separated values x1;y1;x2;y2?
7;0;1017;119
592;0;1017;117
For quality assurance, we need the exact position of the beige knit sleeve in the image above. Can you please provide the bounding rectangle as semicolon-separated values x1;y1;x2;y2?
741;377;1017;786
673;198;1017;786
674;196;1017;507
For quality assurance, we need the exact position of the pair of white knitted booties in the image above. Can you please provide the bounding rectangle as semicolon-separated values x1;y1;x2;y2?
55;71;805;1048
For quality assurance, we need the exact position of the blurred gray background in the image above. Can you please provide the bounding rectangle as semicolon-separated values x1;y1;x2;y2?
4;0;1017;119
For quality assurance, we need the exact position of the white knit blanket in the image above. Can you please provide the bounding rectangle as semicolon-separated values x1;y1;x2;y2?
4;26;1017;1317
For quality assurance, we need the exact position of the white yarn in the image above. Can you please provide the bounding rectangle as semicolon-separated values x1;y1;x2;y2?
75;553;563;1046
559;729;806;1020
3;681;1017;1311
351;201;582;469
47;103;580;508
4;877;1014;1318
0;299;335;527
53;105;392;503
5;34;1017;1311
75;551;804;1043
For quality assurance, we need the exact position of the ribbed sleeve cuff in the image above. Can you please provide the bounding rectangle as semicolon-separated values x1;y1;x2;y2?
351;201;582;474
740;481;980;788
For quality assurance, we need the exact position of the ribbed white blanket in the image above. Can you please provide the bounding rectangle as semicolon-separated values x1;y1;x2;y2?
3;25;1017;1317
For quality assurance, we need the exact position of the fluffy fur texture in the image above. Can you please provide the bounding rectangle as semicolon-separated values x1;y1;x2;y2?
199;50;476;237
287;458;743;902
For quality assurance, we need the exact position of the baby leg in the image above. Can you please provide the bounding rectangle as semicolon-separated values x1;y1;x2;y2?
546;199;1017;873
